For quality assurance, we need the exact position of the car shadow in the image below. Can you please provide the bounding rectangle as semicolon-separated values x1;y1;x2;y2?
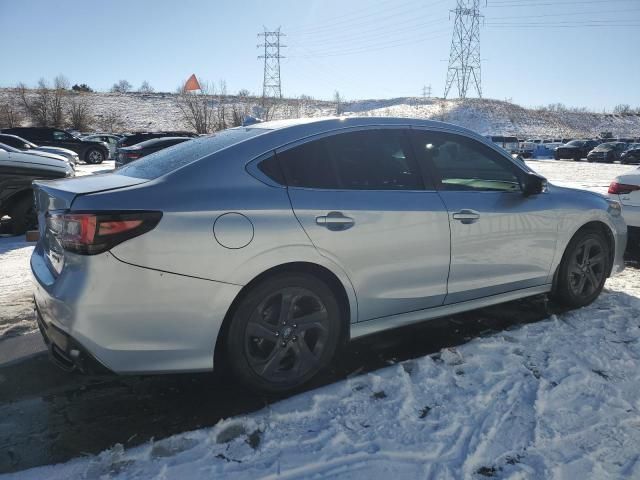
0;292;570;474
0;234;33;255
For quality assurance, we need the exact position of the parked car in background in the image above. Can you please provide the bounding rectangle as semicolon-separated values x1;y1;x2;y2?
0;133;79;165
1;127;109;164
115;137;193;167
81;134;122;159
609;169;640;249
533;142;563;158
620;144;640;164
587;142;628;163
487;135;520;155
0;142;73;168
31;117;626;393
0;149;73;234
554;139;600;161
116;131;197;150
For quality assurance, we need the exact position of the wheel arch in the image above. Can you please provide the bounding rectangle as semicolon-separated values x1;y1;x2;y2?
553;220;616;289
214;261;354;370
3;188;33;215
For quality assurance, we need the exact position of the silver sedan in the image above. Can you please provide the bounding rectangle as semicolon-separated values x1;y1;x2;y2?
31;117;626;392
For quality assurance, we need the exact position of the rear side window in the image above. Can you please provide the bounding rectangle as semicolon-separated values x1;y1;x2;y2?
116;128;267;179
278;129;423;190
278;137;337;189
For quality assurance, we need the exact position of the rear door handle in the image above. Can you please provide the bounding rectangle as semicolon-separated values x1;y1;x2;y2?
452;209;480;224
316;212;355;231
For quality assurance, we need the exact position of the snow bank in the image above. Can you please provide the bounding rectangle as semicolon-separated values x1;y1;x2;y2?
7;269;640;479
3;89;640;137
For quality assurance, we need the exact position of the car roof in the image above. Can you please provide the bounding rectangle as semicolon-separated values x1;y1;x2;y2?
245;116;481;140
130;137;192;147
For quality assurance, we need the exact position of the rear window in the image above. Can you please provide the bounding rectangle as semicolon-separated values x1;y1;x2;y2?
116;128;267;179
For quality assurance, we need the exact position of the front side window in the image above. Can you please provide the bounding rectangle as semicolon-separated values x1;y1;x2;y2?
412;130;521;192
53;130;70;141
278;129;423;190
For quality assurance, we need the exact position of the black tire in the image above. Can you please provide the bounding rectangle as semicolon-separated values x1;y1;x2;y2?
551;229;610;309
85;148;105;164
8;194;36;235
225;273;342;393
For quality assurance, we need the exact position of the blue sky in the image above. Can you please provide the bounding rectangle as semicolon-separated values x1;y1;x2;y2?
1;0;639;110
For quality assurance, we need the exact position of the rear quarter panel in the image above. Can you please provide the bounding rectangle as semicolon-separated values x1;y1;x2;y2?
71;143;360;323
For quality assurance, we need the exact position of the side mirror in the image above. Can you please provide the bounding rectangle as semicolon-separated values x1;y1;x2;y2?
522;172;546;196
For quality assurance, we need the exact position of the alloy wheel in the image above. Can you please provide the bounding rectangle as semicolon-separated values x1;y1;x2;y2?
568;238;606;298
88;150;104;163
244;287;330;383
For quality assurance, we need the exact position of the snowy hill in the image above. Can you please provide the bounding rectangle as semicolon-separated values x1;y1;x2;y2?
2;89;640;138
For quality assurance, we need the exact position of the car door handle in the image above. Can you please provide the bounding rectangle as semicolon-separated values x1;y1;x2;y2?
452;209;480;224
316;212;355;231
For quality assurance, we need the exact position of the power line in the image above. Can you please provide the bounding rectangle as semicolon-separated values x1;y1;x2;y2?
287;18;449;56
444;0;483;99
287;0;429;35
258;28;286;101
487;0;635;7
288;28;451;59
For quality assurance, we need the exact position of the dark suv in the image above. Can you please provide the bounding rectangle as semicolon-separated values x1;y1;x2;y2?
1;127;110;164
554;139;600;161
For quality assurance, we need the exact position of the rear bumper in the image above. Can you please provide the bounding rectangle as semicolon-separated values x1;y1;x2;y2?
31;246;242;374
35;303;111;374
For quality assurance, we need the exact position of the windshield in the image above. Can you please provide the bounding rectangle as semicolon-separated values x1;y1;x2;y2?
0;143;20;153
116;127;268;179
566;140;585;146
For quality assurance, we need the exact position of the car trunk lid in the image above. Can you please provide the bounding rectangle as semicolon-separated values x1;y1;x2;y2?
33;174;150;274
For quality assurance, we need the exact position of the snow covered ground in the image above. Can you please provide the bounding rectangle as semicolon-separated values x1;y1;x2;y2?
2;159;640;479
3;89;640;138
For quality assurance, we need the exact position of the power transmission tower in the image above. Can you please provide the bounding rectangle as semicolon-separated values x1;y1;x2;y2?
258;28;286;103
443;0;483;99
422;84;432;99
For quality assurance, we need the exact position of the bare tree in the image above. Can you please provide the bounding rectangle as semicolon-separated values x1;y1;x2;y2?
50;75;69;128
216;80;228;131
17;80;49;126
334;90;343;116
0;100;23;128
67;95;93;131
96;109;125;133
175;81;215;134
231;89;252;127
111;79;132;93
613;104;631;114
138;81;154;93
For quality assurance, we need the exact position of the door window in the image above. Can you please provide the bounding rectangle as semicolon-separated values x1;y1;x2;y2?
52;130;71;141
278;129;423;190
412;130;521;192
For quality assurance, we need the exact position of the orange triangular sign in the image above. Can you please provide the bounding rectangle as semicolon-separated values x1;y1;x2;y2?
184;74;201;92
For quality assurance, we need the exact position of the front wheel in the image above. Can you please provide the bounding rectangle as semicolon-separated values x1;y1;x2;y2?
85;148;105;164
551;229;610;308
225;273;342;393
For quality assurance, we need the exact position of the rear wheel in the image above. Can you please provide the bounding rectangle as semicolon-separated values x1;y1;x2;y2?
225;273;342;393
552;229;610;308
85;148;105;164
8;194;36;235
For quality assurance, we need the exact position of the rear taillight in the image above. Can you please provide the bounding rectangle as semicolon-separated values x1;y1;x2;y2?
46;211;162;255
608;182;640;195
125;152;141;159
